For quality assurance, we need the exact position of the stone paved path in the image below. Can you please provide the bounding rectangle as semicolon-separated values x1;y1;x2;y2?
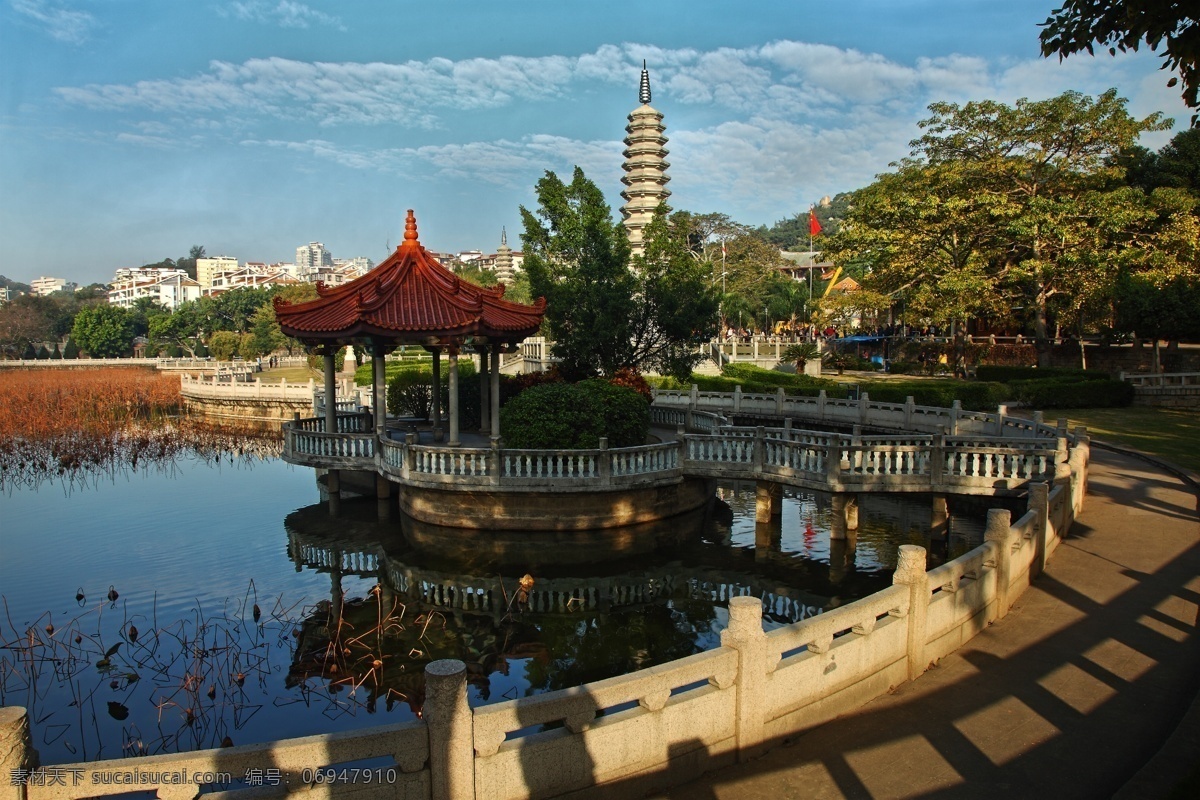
665;447;1200;800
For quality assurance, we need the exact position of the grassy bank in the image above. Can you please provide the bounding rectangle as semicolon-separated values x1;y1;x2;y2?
1058;407;1200;475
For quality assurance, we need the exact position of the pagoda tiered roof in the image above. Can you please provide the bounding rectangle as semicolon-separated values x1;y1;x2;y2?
274;210;545;346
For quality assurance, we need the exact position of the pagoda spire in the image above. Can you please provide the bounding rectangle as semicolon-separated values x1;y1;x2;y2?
621;63;670;258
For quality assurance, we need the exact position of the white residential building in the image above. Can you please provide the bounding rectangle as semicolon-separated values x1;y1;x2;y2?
108;268;200;310
332;256;374;278
296;242;333;281
196;256;239;290
206;266;302;295
31;276;67;296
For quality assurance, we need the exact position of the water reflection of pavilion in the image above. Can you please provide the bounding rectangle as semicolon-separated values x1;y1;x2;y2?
284;506;837;627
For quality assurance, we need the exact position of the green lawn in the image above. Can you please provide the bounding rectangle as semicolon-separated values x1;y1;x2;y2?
1056;407;1200;475
258;366;322;382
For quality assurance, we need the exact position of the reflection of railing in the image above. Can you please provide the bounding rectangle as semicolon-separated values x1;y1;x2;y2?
285;527;828;625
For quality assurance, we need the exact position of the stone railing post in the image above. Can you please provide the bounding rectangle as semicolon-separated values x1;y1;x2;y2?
892;545;929;681
995;404;1007;437
405;432;417;479
425;660;474;800
1032;410;1044;433
689;383;699;408
950;400;962;435
985;509;1014;619
817;389;827;420
733;384;743;414
1;706;36;800
1055;436;1071;486
858;391;870;425
753;427;765;472
685;406;695;432
1029;482;1049;576
598;437;612;486
490;436;501;487
904;395;915;429
930;433;945;487
775;387;785;416
825;438;842;486
720;596;768;762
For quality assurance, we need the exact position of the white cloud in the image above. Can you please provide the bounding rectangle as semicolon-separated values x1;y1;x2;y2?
54;39;1191;226
11;0;97;43
220;1;346;31
245;135;622;187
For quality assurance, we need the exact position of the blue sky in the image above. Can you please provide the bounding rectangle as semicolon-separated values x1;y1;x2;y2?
1;0;1191;286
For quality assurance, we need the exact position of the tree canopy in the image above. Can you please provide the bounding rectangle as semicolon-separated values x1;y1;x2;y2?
822;90;1187;362
521;168;718;380
71;305;134;358
1040;1;1199;123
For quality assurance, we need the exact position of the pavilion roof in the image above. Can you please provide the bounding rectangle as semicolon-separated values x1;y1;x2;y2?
274;210;545;347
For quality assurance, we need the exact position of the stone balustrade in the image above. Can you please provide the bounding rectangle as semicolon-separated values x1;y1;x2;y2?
8;389;1089;800
281;389;1073;499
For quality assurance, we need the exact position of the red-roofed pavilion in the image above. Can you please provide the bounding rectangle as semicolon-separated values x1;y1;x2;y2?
275;210;546;445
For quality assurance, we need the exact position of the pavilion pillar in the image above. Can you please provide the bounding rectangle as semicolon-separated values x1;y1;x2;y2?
431;347;443;442
323;348;337;435
448;349;460;446
373;347;387;440
479;347;491;435
490;346;501;441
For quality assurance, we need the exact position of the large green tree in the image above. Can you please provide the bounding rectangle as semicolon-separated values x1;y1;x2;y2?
824;90;1175;364
521;170;720;379
521;167;636;379
71;304;134;358
628;209;721;378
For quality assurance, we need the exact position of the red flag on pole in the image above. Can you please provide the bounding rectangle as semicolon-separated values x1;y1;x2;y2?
808;208;822;237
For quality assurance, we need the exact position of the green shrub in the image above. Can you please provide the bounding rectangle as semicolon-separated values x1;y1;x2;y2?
1011;378;1133;409
862;380;1009;411
500;383;606;449
578;378;650;448
387;370;434;418
886;360;919;374
499;381;649;449
975;366;1109;383
721;363;848;397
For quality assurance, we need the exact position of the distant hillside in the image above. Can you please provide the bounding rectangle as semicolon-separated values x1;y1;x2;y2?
0;276;32;294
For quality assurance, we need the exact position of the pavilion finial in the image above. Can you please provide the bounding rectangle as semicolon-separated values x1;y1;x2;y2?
639;60;651;105
501;226;507;246
403;209;418;243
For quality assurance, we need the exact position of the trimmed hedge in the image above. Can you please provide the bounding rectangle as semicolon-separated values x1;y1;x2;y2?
975;366;1109;383
862;380;1010;412
720;363;849;397
1010;378;1134;409
500;382;644;449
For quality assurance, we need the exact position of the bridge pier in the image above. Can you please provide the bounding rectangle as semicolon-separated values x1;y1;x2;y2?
831;493;859;539
931;494;949;539
754;520;781;561
829;530;857;585
754;481;782;523
376;475;393;521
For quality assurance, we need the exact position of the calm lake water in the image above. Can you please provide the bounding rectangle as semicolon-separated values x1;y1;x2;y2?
0;453;986;765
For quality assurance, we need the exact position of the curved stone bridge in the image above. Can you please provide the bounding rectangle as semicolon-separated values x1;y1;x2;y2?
281;387;1079;501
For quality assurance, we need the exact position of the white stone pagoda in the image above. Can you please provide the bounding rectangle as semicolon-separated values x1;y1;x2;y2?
620;62;671;257
494;227;515;285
